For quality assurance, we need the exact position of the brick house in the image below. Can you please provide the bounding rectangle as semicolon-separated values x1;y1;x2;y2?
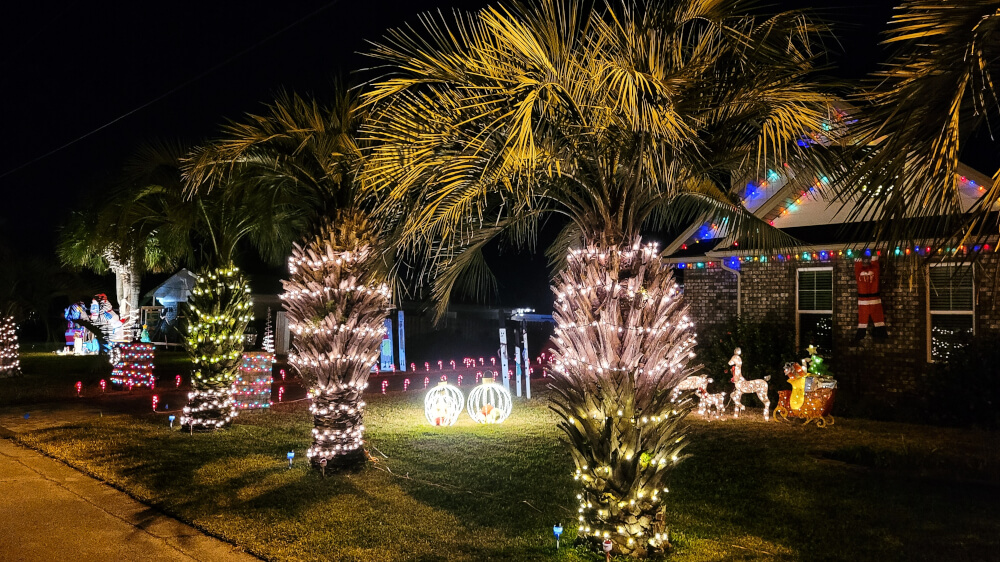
664;163;1000;401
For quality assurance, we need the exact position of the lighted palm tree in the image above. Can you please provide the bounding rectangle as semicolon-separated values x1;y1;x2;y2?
57;141;190;331
839;0;1000;246
185;91;392;466
362;0;838;554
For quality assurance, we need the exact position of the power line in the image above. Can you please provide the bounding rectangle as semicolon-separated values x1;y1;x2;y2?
0;0;340;181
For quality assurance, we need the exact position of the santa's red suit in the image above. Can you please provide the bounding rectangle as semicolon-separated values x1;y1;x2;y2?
854;255;888;340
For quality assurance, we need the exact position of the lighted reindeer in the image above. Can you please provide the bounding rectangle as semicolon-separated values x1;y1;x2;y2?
696;390;727;420
728;348;770;420
670;374;712;402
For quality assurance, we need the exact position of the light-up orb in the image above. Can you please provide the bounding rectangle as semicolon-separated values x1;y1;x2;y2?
467;375;512;424
424;381;464;426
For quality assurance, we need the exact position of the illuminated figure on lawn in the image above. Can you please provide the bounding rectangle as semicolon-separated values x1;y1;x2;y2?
774;345;837;427
728;347;770;420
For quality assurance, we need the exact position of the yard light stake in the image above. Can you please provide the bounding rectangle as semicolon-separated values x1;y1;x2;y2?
75;381;82;397
99;379;106;393
287;451;295;469
603;539;613;561
168;415;175;428
553;524;563;549
320;457;327;477
152;395;159;412
175;374;182;387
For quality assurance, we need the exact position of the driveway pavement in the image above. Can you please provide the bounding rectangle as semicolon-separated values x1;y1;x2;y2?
0;436;259;561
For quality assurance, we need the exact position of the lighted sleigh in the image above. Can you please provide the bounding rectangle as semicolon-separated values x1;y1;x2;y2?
773;362;837;427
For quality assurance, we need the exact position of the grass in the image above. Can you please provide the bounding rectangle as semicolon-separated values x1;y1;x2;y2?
2;353;999;561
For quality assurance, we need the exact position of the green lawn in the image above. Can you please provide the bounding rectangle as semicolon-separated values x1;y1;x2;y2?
2;353;998;561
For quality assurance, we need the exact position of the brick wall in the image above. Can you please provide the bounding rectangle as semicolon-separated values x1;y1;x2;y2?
682;268;737;328
678;252;1000;400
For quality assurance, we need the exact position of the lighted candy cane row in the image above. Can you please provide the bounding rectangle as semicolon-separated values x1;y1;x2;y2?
424;376;512;426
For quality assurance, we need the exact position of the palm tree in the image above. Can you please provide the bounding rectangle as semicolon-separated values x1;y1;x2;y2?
838;1;1000;246
57;142;189;331
362;0;838;554
184;90;393;466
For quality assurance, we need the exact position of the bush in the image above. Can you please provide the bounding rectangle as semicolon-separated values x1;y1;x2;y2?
697;319;798;407
927;334;1000;429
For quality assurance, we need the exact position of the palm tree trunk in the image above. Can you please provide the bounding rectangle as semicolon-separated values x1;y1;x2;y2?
182;265;252;431
282;219;388;471
548;237;698;557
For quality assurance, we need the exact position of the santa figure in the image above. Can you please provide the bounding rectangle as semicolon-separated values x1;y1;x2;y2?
854;255;888;341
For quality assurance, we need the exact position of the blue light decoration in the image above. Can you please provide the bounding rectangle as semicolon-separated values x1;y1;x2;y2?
724;256;741;270
287;451;295;468
819;251;829;260
168;415;175;428
864;248;872;257
767;169;780;182
553;524;564;549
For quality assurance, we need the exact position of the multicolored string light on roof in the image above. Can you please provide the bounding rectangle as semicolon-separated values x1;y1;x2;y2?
674;244;995;270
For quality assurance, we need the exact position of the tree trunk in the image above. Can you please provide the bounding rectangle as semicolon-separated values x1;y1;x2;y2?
282;217;387;472
548;238;698;557
181;265;252;431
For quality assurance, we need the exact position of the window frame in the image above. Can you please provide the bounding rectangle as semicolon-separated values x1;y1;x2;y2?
796;266;834;351
926;263;975;363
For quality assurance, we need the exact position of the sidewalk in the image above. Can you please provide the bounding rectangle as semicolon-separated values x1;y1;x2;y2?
0;436;259;561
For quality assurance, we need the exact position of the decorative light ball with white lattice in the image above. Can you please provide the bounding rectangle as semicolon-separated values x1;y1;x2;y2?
466;375;512;424
424;382;464;426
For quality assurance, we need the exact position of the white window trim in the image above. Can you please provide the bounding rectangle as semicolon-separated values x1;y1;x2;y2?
926;263;975;363
796;267;833;349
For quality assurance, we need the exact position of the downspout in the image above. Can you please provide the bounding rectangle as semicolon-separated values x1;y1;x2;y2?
720;260;741;319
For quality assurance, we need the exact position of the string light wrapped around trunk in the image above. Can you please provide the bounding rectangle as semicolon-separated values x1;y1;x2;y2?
109;343;155;388
549;239;699;557
233;352;274;410
182;265;253;431
0;316;19;377
281;216;388;471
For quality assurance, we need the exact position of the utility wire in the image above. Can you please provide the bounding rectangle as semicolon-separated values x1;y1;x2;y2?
0;0;340;181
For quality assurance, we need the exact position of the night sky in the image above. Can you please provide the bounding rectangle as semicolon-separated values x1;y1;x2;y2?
1;0;906;308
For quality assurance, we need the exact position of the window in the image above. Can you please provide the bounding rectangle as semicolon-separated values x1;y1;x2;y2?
928;265;974;362
797;268;833;353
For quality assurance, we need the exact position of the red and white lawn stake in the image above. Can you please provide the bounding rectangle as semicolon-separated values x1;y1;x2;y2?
440;374;447;382
450;360;456;370
479;357;484;366
175;374;182;387
280;369;286;381
438;360;443;370
75;381;82;397
403;378;410;391
457;374;463;386
278;386;285;402
152;395;159;412
390;364;396;372
491;357;496;366
423;376;429;388
410;363;415;371
603;539;613;561
381;380;389;394
476;371;482;384
99;379;106;393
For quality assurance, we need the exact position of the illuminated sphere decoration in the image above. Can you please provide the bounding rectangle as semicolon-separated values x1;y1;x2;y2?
467;375;512;424
424;381;464;426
